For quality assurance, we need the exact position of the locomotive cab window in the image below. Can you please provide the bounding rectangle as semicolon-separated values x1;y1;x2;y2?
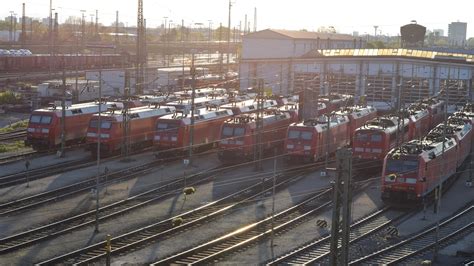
386;159;419;173
30;115;52;124
355;132;368;142
89;120;112;129
288;130;300;139
222;126;234;136
371;134;382;142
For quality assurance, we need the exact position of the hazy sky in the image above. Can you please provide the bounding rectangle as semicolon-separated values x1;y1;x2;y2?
3;0;474;38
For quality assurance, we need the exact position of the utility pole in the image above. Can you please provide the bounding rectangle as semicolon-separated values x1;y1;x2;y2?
270;147;277;257
188;53;196;165
253;7;257;32
21;3;26;48
115;11;119;50
48;0;53;78
218;22;223;77
244;14;247;34
181;19;185;90
136;0;145;94
254;79;264;171
122;74;130;160
329;148;352;266
434;67;450;261
51;12;58;73
95;9;99;37
60;57;66;158
81;10;86;49
340;148;352;265
95;59;102;233
226;0;232;72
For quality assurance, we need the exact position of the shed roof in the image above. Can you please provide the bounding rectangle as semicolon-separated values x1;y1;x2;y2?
302;48;474;63
244;29;355;41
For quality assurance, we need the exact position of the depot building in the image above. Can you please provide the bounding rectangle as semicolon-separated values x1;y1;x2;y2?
240;29;474;109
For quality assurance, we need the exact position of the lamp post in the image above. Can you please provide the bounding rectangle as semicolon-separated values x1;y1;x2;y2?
86;44;116;233
208;20;213;63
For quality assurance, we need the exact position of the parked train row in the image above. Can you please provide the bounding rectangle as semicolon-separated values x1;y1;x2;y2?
0;53;131;73
381;103;473;204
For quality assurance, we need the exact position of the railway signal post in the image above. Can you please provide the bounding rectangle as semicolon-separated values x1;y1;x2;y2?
59;60;66;158
189;52;196;166
254;79;264;172
25;159;30;188
329;148;352;266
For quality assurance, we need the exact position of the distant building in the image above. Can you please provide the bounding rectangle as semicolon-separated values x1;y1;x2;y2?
433;29;444;37
448;22;467;47
240;29;364;94
400;23;426;48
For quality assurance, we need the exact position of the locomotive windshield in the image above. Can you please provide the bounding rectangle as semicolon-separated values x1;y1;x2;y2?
89;120;112;129
355;132;368;142
156;121;180;132
288;130;312;140
30;115;52;124
355;132;382;142
386;159;419;173
222;126;245;137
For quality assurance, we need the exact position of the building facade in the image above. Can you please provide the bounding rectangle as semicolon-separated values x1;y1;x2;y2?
240;48;474;110
448;22;467;47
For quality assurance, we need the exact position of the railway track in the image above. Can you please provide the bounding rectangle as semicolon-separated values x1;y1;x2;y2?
350;203;474;265
35;163;322;265
0;130;26;142
0;150;38;165
0;157;94;188
0;157;168;216
0;158;228;255
267;207;411;265
151;178;376;265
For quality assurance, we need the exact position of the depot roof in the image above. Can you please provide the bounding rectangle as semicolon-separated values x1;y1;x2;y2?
302;48;474;64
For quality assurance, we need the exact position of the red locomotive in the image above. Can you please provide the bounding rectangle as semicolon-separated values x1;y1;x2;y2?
165;96;229;113
86;105;176;156
285;105;374;163
352;116;410;161
319;94;354;113
381;114;472;204
154;108;233;153
352;98;445;162
335;106;378;144
285;114;350;163
173;88;227;99
0;53;130;73
416;97;445;127
219;99;280;115
26;101;123;150
218;108;298;162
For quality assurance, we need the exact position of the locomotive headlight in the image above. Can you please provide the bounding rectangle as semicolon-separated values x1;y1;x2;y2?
304;145;311;151
286;144;294;149
235;140;244;145
171;136;177;141
87;132;97;137
100;133;110;139
27;128;35;133
385;174;397;182
41;128;49;133
154;135;161;141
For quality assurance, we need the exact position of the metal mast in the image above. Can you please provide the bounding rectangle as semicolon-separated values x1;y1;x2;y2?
136;0;146;94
